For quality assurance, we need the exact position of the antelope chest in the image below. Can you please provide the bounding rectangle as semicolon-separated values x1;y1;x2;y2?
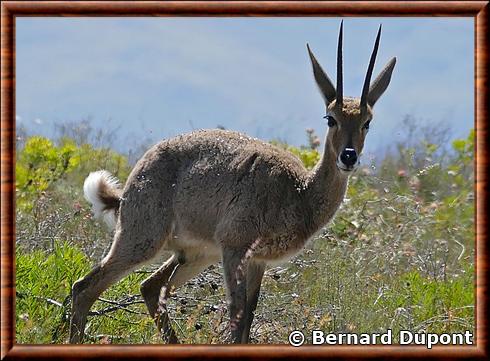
253;234;307;262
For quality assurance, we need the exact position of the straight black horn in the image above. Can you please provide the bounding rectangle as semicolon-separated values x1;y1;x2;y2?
336;20;344;108
360;24;382;109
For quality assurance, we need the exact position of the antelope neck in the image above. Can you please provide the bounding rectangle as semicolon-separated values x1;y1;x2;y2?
304;142;349;232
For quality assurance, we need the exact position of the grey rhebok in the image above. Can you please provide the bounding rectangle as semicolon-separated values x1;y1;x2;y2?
70;21;396;344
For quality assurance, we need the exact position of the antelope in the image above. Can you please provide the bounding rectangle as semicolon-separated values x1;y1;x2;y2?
70;22;396;344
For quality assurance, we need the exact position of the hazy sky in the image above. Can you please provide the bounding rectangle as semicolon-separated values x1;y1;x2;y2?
16;17;473;158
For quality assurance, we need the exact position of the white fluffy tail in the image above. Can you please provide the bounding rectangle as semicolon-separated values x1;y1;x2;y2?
83;170;122;230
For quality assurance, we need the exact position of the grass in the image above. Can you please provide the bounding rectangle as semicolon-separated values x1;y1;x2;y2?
15;185;474;344
15;237;474;344
14;125;475;344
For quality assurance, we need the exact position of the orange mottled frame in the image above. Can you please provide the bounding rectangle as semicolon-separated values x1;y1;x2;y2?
1;1;488;360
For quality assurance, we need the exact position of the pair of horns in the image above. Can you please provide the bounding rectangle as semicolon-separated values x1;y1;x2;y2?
307;21;396;110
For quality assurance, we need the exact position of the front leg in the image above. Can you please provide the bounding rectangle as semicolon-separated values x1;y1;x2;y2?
241;261;266;343
222;247;249;343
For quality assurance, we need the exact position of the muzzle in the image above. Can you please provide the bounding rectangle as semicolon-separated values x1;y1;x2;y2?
337;148;359;172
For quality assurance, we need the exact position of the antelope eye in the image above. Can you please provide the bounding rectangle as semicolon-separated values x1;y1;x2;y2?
363;120;371;130
324;115;337;128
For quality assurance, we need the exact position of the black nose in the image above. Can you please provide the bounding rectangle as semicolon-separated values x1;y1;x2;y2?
340;148;358;167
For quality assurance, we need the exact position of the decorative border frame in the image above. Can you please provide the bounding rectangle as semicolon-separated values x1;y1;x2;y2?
1;1;488;360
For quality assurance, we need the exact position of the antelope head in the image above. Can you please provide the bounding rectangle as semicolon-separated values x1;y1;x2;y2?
307;21;396;173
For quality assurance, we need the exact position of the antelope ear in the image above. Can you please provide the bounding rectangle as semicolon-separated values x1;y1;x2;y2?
367;57;396;106
307;44;337;104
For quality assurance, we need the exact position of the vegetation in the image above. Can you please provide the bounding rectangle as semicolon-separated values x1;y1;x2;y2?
15;118;474;344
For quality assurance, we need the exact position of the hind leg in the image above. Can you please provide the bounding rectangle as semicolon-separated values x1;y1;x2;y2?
70;257;139;343
71;216;171;342
140;250;219;343
140;255;181;343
